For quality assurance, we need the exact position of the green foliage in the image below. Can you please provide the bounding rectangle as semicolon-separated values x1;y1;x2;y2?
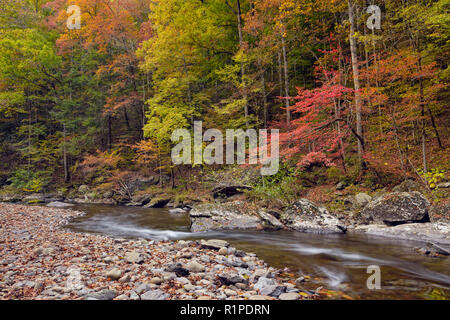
8;169;51;192
247;164;303;207
326;167;346;183
418;168;447;189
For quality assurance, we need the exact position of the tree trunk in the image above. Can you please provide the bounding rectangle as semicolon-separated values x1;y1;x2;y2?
278;51;283;97
171;167;175;189
235;0;248;126
261;71;268;128
107;115;112;151
63;123;70;183
348;0;365;169
419;66;427;173
281;36;291;125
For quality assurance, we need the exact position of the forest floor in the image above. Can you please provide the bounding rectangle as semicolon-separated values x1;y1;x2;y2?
0;203;331;300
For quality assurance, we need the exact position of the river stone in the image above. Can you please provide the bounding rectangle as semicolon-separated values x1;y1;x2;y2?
279;292;300;300
186;260;205;273
105;268;122;280
190;203;262;232
169;208;187;214
361;192;430;225
355;193;372;207
200;239;229;250
217;273;247;285
165;263;190;277
141;289;169;300
87;289;117;300
47;201;74;208
282;199;346;234
254;277;285;297
124;251;144;264
259;210;284;230
150;277;163;285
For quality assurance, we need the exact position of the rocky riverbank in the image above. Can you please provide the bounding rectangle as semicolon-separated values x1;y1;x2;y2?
0;203;323;300
189;194;450;247
1;179;449;249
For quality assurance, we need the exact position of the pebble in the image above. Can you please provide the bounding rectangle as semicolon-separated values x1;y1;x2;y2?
150;277;163;285
105;268;122;280
186;260;205;273
0;203;320;301
279;292;300;300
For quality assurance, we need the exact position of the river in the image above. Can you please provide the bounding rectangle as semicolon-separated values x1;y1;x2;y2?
65;203;450;299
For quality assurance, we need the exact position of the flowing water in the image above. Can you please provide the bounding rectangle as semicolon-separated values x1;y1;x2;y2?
65;204;450;299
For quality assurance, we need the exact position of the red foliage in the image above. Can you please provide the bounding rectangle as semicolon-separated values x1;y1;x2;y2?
277;70;353;168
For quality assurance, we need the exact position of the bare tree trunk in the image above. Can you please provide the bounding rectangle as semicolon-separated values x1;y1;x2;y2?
236;0;248;126
425;103;443;149
419;68;427;173
281;36;290;125
28;98;32;179
278;51;283;97
261;72;268;128
348;0;365;169
225;0;248;126
107;114;112;151
171;167;175;189
63;124;70;183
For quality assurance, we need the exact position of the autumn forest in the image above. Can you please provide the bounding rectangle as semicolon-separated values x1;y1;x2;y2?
0;0;448;202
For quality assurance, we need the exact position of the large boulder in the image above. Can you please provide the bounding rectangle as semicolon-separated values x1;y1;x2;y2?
144;197;171;208
355;193;372;207
190;202;262;233
361;192;430;226
281;199;346;234
392;180;427;193
126;194;152;207
429;201;450;223
23;193;45;203
0;194;21;203
200;239;229;250
47;201;74;208
354;223;450;244
258;210;284;230
212;185;253;199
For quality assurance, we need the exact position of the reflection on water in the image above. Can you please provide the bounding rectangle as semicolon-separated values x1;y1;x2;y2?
66;204;450;299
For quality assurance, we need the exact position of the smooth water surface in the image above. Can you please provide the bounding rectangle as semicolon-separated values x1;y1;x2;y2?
66;204;450;299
